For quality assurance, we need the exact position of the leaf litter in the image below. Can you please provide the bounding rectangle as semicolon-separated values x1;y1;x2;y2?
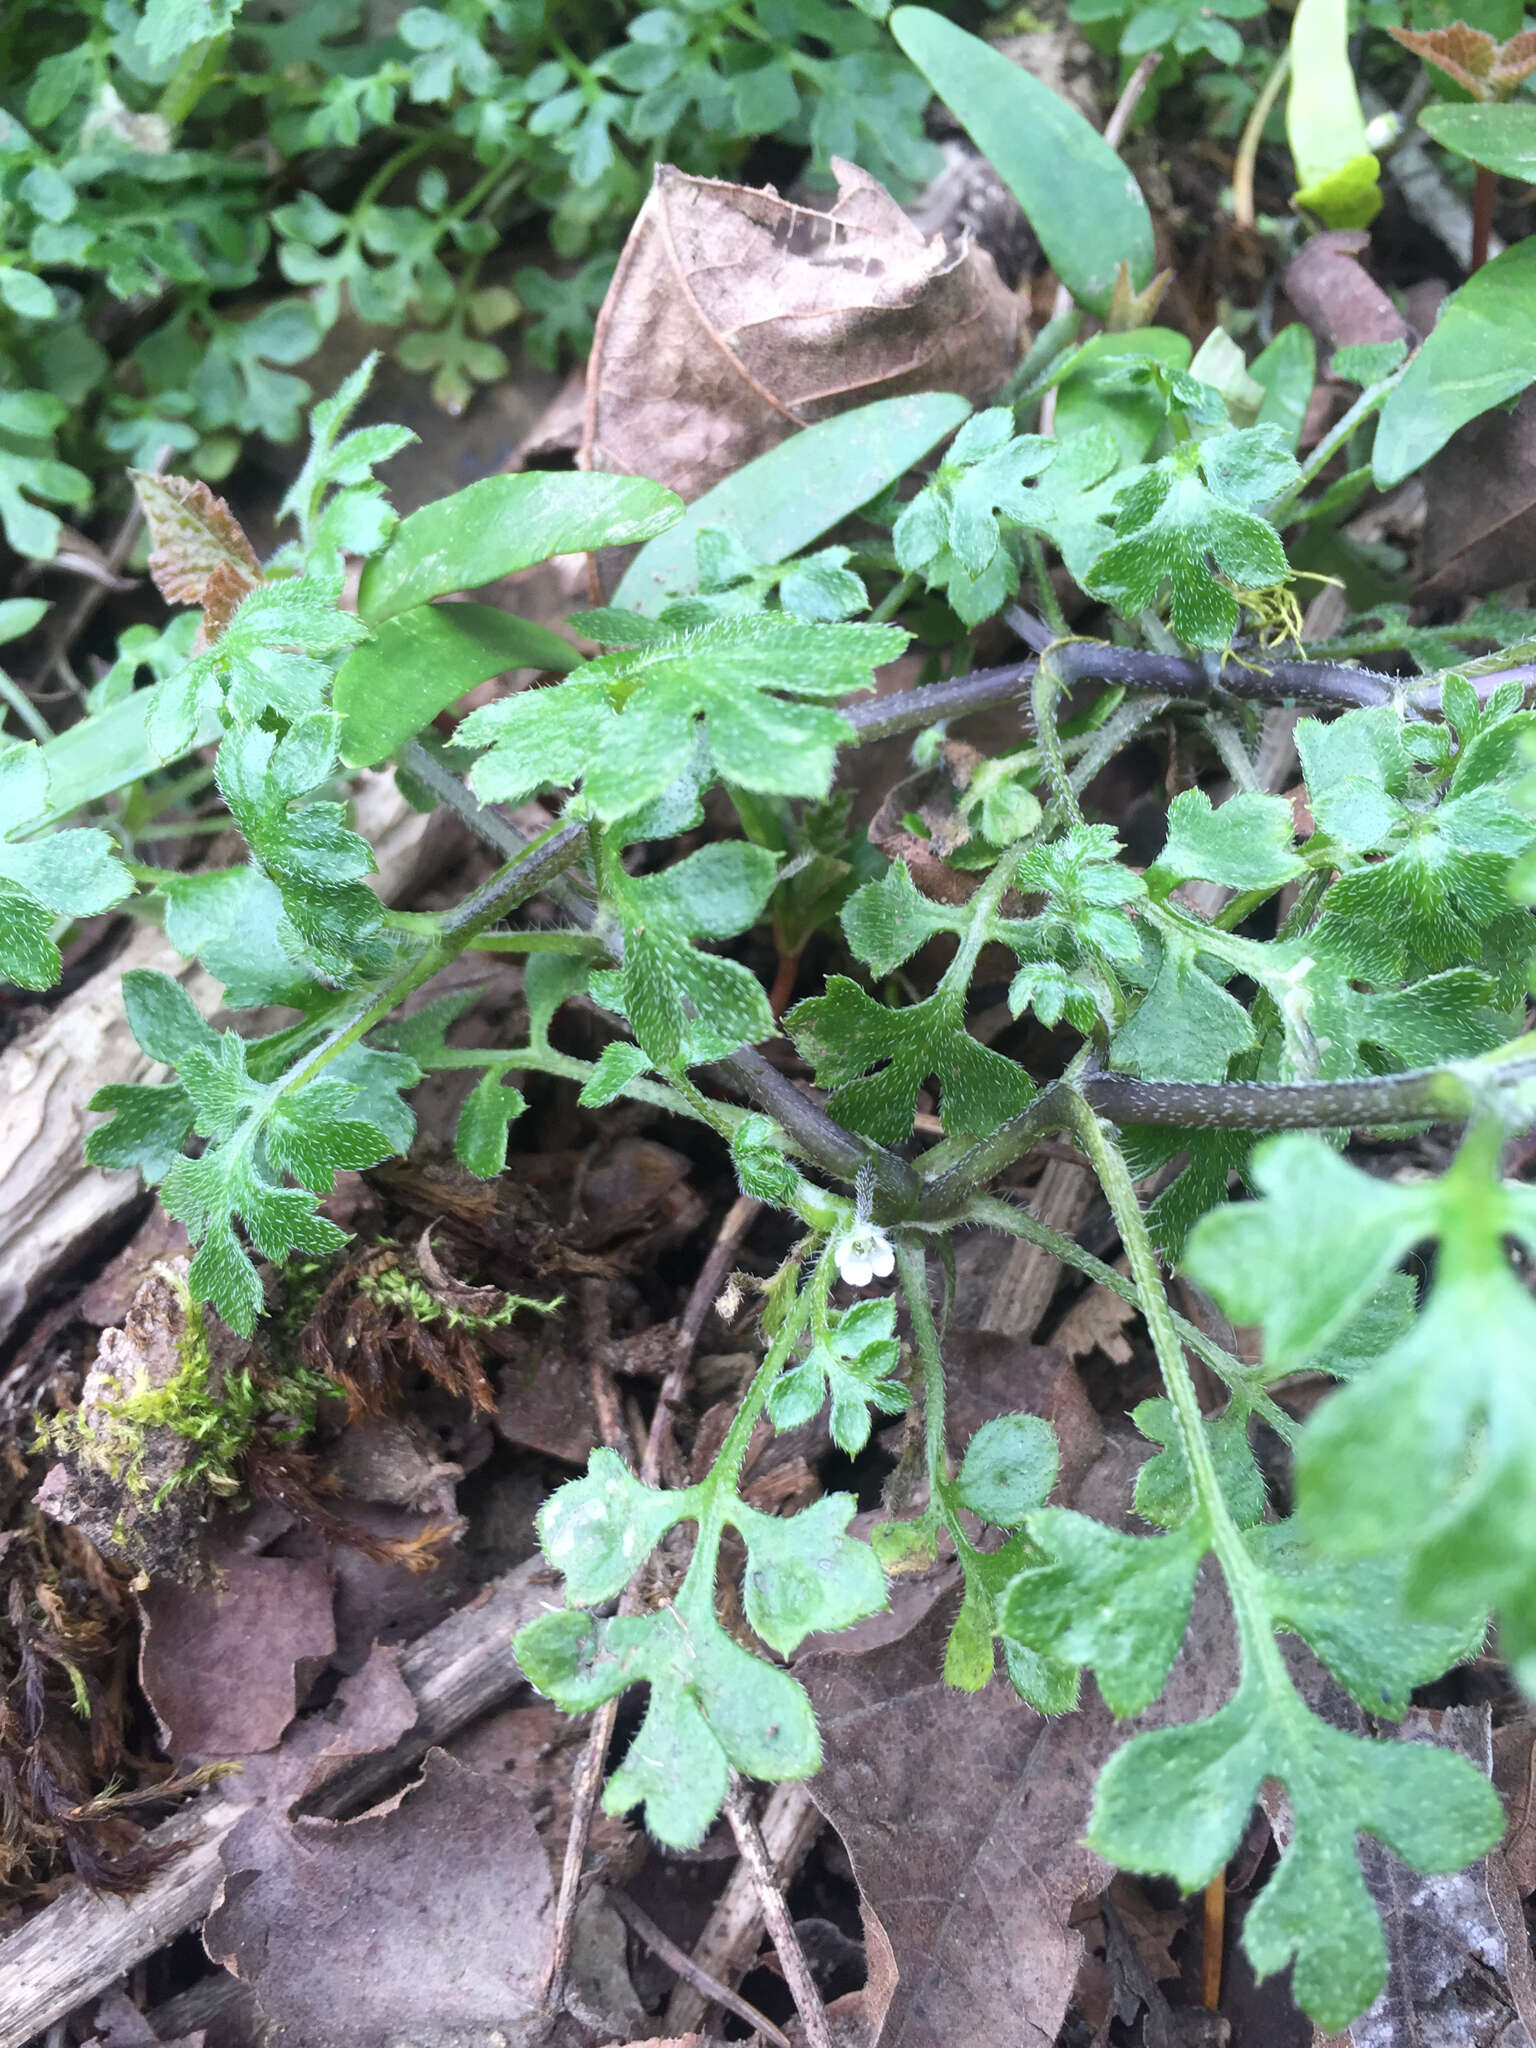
10;26;1536;2048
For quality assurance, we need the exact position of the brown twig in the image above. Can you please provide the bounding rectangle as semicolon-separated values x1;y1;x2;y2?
725;1780;836;2048
1104;49;1162;153
578;1274;634;1461
643;1191;760;1487
666;1779;824;2036
540;1699;618;2009
1232;48;1291;233
1202;1870;1227;2008
1471;163;1496;273
607;1886;795;2048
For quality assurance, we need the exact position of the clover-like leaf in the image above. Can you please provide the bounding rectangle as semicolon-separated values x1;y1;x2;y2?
537;1447;700;1606
148;567;369;759
1299;1260;1536;1681
1147;788;1307;898
734;1494;888;1654
1183;1134;1437;1372
87;969;417;1334
1091;1662;1502;2031
215;712;388;984
462;615;904;823
592;840;778;1071
514;1587;821;1850
1088;429;1296;648
953;1413;1059;1527
1298;704;1536;979
1132;1398;1265;1531
1249;1521;1484;1719
841;860;966;978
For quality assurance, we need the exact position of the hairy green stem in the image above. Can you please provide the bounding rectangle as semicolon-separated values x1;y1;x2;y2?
965;1191;1295;1440
1265;362;1411;527
269;819;587;1112
915;1049;1536;1220
694;1283;818;1551
1064;1095;1290;1680
399;746;922;1206
1031;651;1084;826
896;1237;949;1502
1024;535;1070;641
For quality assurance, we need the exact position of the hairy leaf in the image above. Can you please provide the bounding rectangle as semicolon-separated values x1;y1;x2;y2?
0;742;133;989
788;974;1035;1147
463;615;903;822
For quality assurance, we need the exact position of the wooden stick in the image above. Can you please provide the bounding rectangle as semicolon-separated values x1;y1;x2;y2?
540;1696;617;2008
1202;1870;1227;2009
725;1781;835;2048
607;1886;794;2048
665;1780;822;2036
0;1557;551;2048
642;1192;759;1487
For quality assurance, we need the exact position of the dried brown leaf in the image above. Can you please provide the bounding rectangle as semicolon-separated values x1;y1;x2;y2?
1491;1718;1536;1899
138;1551;336;1759
1388;23;1501;95
582;158;1023;504
1052;1280;1139;1368
415;1223;504;1320
1417;386;1536;601
82;1987;205;2048
204;1748;554;2047
797;1437;1239;2048
1493;28;1536;88
1387;23;1536;95
130;472;261;611
193;556;258;650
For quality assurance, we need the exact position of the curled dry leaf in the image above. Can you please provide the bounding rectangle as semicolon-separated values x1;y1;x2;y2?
1387;23;1536;98
1417;386;1536;601
204;1748;553;2048
415;1223;505;1321
138;1549;336;1759
582;158;1023;505
129;472;262;610
81;1987;204;2048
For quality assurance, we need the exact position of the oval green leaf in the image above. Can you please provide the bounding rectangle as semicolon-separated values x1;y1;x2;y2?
335;602;579;769
612;391;971;618
1251;323;1318;452
37;684;222;827
358;472;682;625
1419;101;1536;182
1374;238;1536;488
892;6;1154;315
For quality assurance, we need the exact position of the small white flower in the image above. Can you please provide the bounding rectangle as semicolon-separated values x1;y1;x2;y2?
835;1224;896;1289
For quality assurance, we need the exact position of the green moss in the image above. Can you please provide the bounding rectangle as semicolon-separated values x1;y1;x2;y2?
40;1268;335;1507
357;1263;560;1331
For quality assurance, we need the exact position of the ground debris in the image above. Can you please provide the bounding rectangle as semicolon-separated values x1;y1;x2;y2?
583;157;1022;506
204;1748;554;2048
